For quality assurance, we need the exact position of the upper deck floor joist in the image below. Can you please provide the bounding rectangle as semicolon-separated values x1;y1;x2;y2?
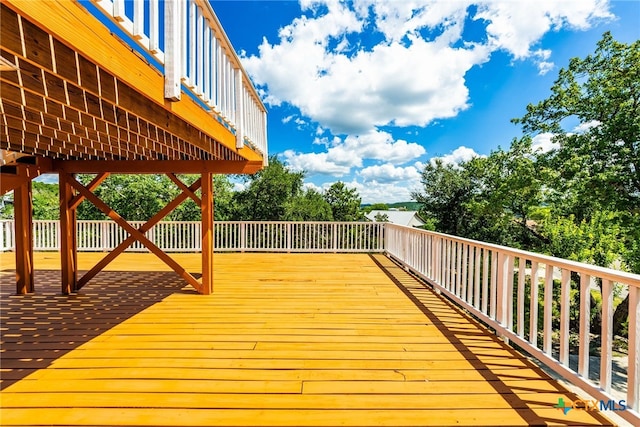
0;0;265;175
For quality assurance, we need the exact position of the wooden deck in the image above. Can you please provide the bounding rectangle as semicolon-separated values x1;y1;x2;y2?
0;252;616;426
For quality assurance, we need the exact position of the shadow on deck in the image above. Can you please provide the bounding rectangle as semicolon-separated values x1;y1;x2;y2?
0;253;616;426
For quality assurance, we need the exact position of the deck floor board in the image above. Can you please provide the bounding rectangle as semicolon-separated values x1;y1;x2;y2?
0;253;616;426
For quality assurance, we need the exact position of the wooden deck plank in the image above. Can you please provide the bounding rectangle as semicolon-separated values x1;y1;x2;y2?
0;253;616;426
0;391;564;409
0;407;609;427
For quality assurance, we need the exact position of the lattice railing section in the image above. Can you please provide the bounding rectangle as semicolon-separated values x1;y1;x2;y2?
90;0;267;157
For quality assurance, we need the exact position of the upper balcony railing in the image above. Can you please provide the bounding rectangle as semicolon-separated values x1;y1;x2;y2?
88;0;267;158
0;219;638;425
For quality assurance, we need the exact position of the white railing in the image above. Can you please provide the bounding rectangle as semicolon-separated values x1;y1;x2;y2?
89;0;267;157
0;220;384;253
216;221;384;252
1;219;14;251
384;223;639;426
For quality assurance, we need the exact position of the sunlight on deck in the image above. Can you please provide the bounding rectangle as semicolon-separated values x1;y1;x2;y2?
0;253;615;426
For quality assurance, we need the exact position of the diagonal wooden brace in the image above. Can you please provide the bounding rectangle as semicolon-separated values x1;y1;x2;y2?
76;176;202;289
66;176;204;293
167;173;201;205
68;173;110;210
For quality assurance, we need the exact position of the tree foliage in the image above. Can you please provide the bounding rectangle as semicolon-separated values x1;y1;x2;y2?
284;188;333;221
415;33;639;337
229;156;305;221
514;31;640;216
31;182;59;220
75;174;208;222
323;181;363;221
413;159;473;237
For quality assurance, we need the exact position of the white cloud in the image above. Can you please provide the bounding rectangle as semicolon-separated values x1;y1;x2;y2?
34;174;58;184
246;0;614;204
359;163;421;183
283;150;354;176
346;179;420;204
476;0;612;59
531;132;558;153
284;130;425;176
430;146;483;167
232;181;247;192
532;48;554;75
573;120;601;133
242;1;489;135
243;0;612;136
336;131;426;164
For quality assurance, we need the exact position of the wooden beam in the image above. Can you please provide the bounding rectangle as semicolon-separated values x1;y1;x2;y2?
1;158;53;195
76;177;202;289
68;172;110;210
13;179;33;294
66;176;203;293
201;172;213;294
168;173;200;205
59;171;77;294
52;159;263;174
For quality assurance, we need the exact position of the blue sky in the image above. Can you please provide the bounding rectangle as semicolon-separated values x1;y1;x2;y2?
210;0;639;203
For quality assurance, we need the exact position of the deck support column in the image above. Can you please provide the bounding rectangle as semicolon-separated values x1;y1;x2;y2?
201;172;213;294
59;172;78;294
14;180;34;294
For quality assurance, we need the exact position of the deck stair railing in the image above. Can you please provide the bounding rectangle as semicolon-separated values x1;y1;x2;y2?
0;219;638;425
89;0;267;157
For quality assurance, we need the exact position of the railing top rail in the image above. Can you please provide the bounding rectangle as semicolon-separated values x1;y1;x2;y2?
386;223;640;287
216;221;378;225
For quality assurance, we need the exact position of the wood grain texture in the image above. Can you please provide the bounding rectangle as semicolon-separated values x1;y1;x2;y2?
0;253;616;426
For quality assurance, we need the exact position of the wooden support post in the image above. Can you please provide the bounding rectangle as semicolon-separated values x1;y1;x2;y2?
59;172;78;294
201;172;213;294
14;180;34;294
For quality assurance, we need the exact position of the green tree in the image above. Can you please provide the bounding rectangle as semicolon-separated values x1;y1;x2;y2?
75;174;235;222
211;175;234;221
373;212;389;222
77;174;178;221
466;141;548;247
284;188;333;221
363;203;389;213
513;32;640;336
230;156;304;220
514;32;639;216
32;182;59;220
412;160;474;236
323;181;362;221
413;144;546;248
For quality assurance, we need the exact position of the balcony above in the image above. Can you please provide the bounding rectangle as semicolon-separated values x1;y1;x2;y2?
0;0;266;176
